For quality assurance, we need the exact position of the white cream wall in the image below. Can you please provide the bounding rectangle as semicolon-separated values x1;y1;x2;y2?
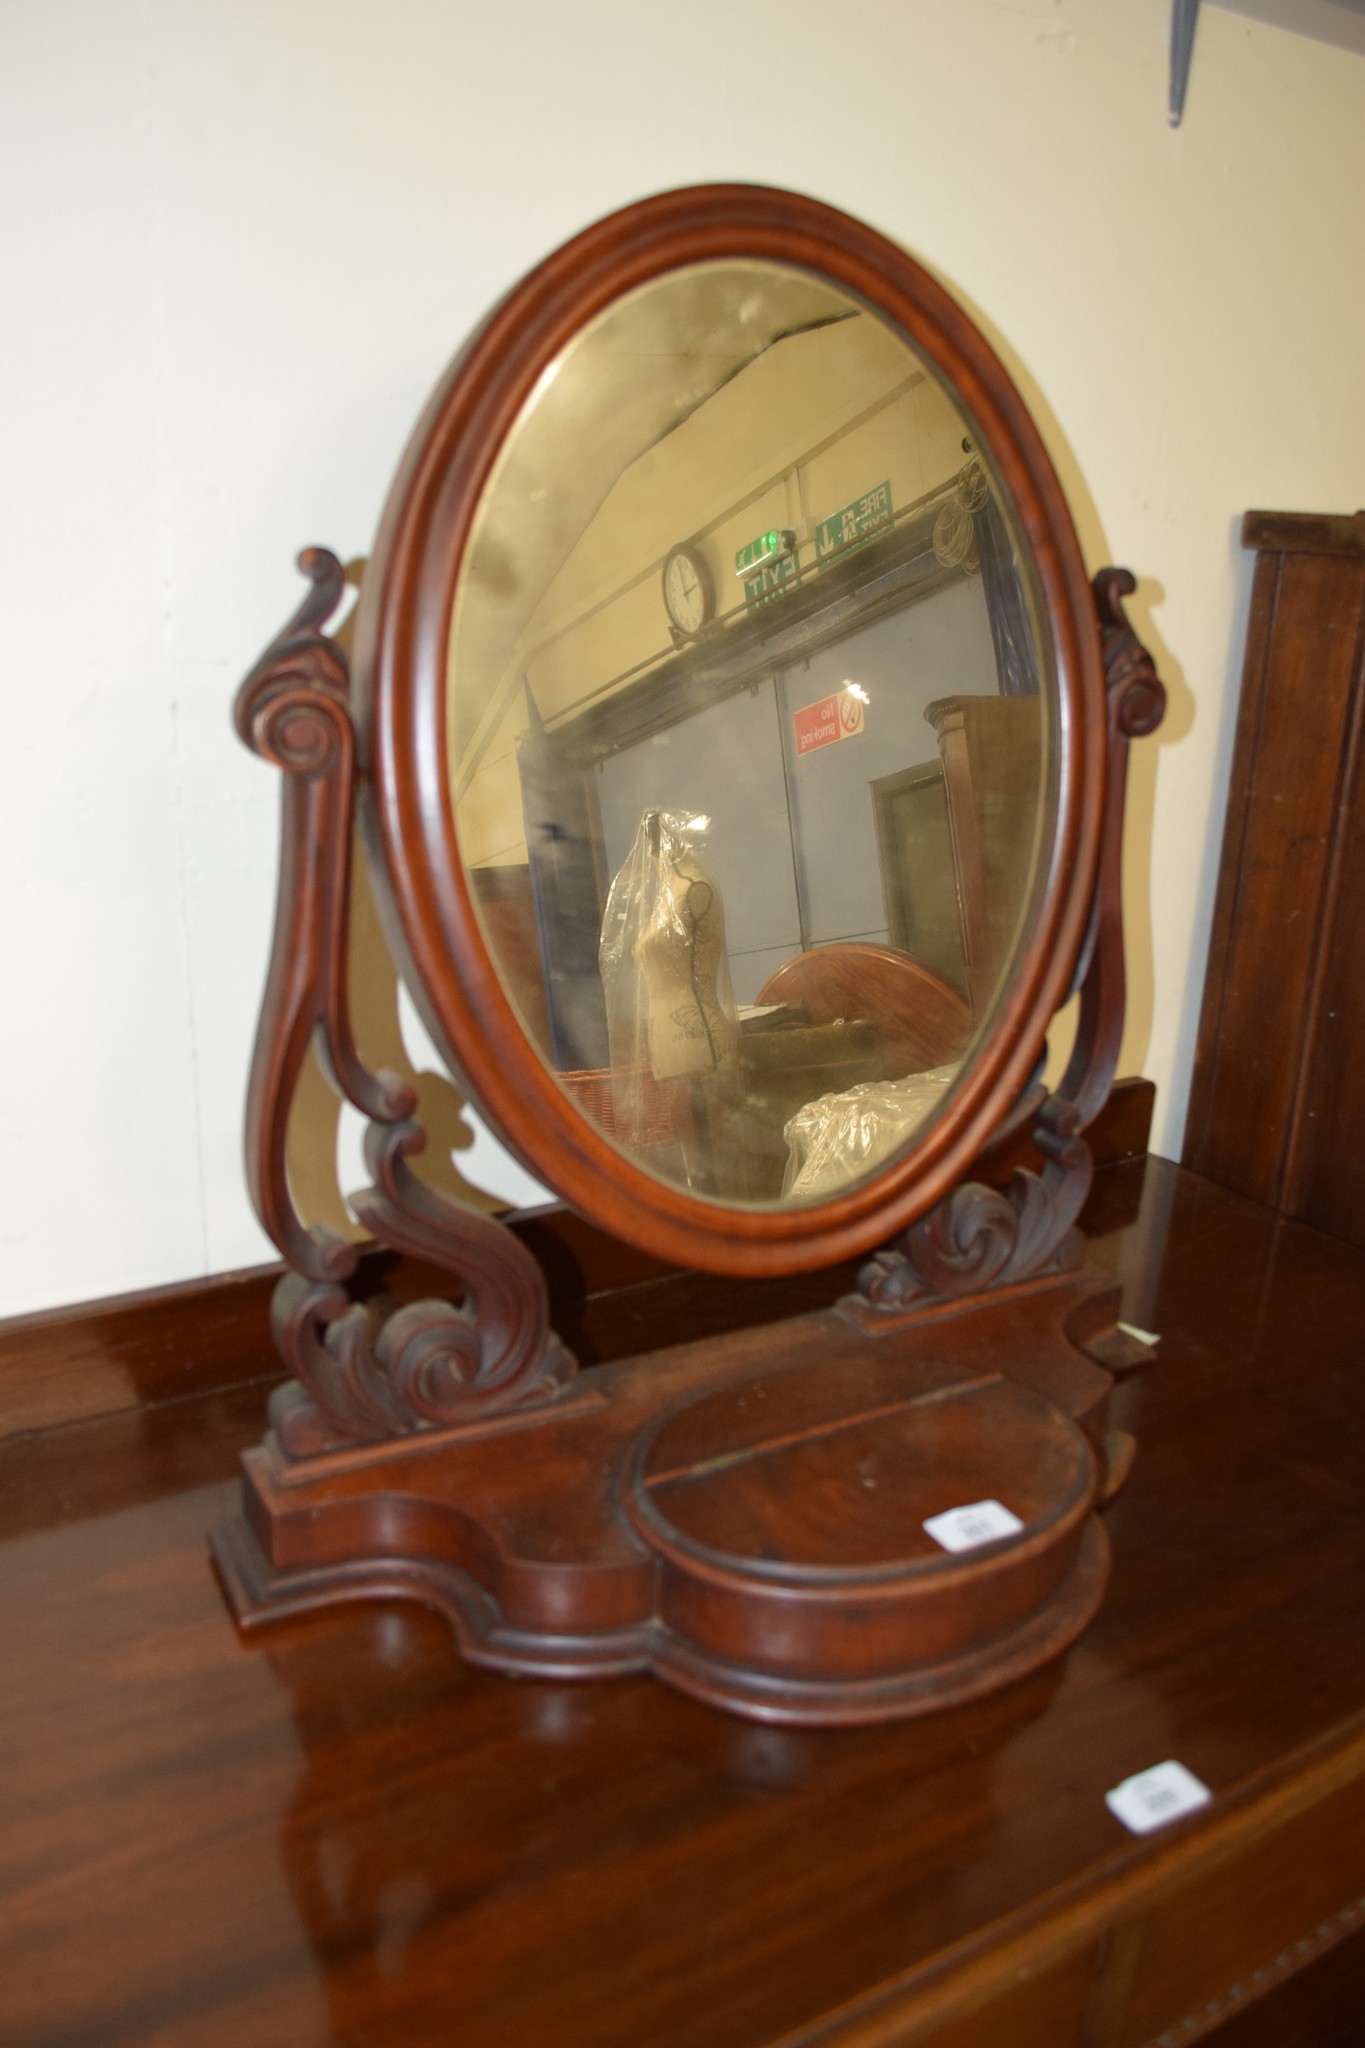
2;0;1362;1316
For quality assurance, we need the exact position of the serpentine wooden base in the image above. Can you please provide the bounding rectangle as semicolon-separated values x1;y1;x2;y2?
213;1271;1135;1725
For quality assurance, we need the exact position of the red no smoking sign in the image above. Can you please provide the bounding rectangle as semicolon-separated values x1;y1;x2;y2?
793;686;866;756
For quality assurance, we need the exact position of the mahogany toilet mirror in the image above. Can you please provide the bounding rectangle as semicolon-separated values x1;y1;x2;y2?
215;184;1166;1725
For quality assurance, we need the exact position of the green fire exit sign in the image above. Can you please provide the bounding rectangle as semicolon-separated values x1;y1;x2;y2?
814;481;893;562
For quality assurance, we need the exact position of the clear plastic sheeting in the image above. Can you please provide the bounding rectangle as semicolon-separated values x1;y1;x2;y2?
782;1065;961;1202
598;809;740;1161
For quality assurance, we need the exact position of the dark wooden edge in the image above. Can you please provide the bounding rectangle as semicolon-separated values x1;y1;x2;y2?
353;181;1107;1277
0;1081;1153;1443
1187;519;1365;1202
777;1713;1365;2047
1242;511;1365;560
1183;550;1281;1172
1278;577;1365;1216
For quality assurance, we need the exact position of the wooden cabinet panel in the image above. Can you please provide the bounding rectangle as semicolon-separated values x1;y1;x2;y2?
1288;710;1365;1241
1116;1753;1365;2047
1185;511;1365;1239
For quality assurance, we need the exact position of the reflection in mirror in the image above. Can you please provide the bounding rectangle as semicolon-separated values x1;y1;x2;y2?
449;262;1054;1209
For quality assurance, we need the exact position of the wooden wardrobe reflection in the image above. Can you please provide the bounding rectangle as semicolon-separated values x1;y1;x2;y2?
875;693;1044;1016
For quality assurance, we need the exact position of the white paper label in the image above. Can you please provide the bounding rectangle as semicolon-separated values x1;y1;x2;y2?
1105;1760;1211;1835
922;1499;1024;1553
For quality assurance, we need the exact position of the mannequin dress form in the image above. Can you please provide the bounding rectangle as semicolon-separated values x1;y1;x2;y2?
633;857;739;1083
629;815;739;1192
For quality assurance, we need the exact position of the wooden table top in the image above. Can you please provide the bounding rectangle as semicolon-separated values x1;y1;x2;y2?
3;1158;1364;2047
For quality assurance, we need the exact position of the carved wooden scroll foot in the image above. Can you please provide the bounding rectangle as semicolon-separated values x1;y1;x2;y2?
236;551;575;1460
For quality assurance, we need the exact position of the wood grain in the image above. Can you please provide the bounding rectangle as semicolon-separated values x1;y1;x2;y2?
2;1161;1365;2043
1185;511;1365;1244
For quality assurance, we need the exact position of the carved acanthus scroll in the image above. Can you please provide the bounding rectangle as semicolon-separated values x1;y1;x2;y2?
852;569;1165;1316
855;1099;1092;1311
238;551;576;1458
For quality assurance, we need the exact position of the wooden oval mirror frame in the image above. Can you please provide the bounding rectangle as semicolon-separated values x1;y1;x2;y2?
352;184;1106;1277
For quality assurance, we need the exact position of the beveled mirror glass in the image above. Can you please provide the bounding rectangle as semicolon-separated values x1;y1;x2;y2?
447;261;1055;1209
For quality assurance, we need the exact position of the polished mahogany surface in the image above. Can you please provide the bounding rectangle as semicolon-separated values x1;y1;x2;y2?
4;1158;1365;2045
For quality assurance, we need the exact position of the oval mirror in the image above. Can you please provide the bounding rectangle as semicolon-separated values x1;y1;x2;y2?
358;187;1104;1274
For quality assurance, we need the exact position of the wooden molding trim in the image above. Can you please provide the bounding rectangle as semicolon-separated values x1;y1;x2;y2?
0;1078;1153;1444
1241;510;1365;560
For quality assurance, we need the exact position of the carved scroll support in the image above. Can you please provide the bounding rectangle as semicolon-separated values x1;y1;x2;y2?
1059;568;1168;1131
238;550;576;1460
849;568;1165;1320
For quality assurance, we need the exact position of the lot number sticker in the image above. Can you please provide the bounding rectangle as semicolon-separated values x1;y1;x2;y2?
922;1499;1024;1554
1105;1760;1212;1835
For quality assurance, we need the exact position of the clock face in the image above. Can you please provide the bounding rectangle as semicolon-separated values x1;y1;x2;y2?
662;545;713;637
